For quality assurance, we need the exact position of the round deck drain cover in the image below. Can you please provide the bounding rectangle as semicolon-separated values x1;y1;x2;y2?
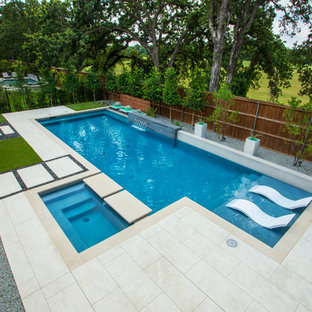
83;217;90;223
226;238;238;248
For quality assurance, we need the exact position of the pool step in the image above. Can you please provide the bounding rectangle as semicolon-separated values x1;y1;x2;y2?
68;207;98;222
62;199;96;219
83;173;123;198
104;190;152;224
43;183;85;205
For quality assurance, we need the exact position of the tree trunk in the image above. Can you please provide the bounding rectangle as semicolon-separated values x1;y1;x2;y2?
72;92;76;104
208;0;232;92
209;42;224;92
93;90;96;102
225;0;261;85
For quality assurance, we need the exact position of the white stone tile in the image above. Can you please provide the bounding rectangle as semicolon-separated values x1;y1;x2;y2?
283;250;312;283
145;257;206;312
97;245;125;266
187;261;251;312
293;238;312;262
1;125;14;134
23;290;50;312
194;297;224;312
184;232;240;276
47;283;94;312
147;230;200;273
245;301;269;312
42;273;76;299
296;304;312;312
181;211;229;244
93;288;137;312
228;263;298;312
0;214;19;247
271;265;312;309
5;242;35;286
120;234;161;269
0;172;21;197
220;235;278;278
16;218;51;256
140;223;163;240
18;164;54;188
141;293;181;312
73;258;117;304
105;253;161;310
302;225;312;243
29;245;69;287
173;206;193;219
158;214;196;242
0;199;7;218
46;156;83;178
18;277;40;299
4;193;37;227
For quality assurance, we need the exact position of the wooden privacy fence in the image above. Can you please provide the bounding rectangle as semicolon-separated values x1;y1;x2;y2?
104;89;312;161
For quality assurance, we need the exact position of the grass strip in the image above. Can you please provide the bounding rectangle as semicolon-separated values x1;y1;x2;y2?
66;101;106;111
0;137;42;172
0;115;7;122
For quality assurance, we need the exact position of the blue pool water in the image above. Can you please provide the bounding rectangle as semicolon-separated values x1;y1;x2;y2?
41;182;128;252
40;110;311;248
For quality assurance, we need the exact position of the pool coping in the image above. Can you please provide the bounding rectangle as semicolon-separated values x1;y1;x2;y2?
7;107;312;269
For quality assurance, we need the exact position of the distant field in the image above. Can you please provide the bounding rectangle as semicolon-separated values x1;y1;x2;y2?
246;70;310;105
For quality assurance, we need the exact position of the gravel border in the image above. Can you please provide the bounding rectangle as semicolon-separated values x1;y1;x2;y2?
156;115;312;177
0;238;25;312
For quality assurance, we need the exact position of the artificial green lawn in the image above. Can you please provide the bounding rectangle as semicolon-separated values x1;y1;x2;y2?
0;137;42;172
66;101;106;111
0;114;7;122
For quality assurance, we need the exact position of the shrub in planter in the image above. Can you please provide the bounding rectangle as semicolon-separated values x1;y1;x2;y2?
283;96;312;166
163;67;180;121
183;68;208;126
207;84;239;141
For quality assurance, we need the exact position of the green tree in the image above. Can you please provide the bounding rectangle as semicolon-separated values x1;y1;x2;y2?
63;69;79;104
12;61;29;110
0;0;39;61
127;67;144;98
283;97;312;166
84;72;101;102
88;0;201;71
23;0;74;68
105;70;117;92
39;67;57;106
143;68;162;103
163;68;181;121
207;84;239;141
183;68;209;125
116;72;130;95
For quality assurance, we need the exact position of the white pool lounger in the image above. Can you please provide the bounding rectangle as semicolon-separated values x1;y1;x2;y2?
249;185;312;209
226;199;296;229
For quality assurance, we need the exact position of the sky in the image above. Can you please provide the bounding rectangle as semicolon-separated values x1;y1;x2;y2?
272;0;311;47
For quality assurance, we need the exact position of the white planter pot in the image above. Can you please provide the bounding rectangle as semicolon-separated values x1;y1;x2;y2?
244;137;260;155
194;123;207;138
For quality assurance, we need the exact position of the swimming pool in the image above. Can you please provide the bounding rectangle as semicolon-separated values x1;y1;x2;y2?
40;110;311;247
0;78;38;87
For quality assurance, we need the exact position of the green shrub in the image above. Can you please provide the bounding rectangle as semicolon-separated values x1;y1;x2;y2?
163;68;181;121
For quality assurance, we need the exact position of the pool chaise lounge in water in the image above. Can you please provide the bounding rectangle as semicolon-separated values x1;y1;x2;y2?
249;185;312;209
226;199;296;229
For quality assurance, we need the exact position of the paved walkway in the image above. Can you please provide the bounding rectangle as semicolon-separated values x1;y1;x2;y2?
0;107;311;312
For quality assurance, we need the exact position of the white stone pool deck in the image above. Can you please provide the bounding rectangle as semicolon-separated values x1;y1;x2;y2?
0;107;312;312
